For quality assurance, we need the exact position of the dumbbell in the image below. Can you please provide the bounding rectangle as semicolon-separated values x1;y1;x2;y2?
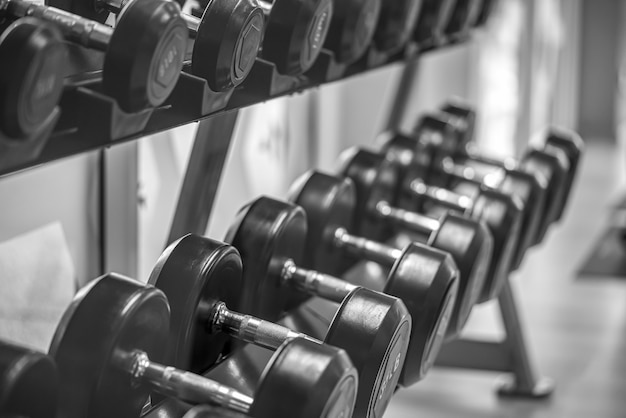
379;133;523;299
0;17;66;140
0;340;57;418
178;0;264;92
288;171;467;345
474;0;497;27
385;127;541;269
370;0;422;55
436;102;584;223
1;0;187;113
443;0;483;42
339;148;498;305
228;197;451;396
257;0;332;75
323;0;381;64
416;111;576;244
412;0;456;49
50;273;358;418
151;232;404;417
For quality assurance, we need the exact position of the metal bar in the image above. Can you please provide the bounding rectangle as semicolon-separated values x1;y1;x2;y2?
103;141;138;277
496;278;541;391
166;111;239;245
385;56;421;132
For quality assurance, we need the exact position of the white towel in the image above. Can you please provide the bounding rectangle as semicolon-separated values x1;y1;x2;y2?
0;223;76;352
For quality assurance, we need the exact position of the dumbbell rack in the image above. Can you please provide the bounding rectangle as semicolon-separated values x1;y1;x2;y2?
0;6;554;417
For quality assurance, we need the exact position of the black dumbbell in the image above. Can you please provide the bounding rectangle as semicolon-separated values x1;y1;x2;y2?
151;232;405;417
443;0;483;42
51;273;358;418
339;148;495;304
179;0;264;92
385;127;542;269
2;0;187;113
226;197;414;415
0;340;57;418
437;101;583;222
380;134;523;300
474;0;497;27
412;0;456;49
323;0;381;64
258;0;333;75
0;17;66;140
417;111;576;244
289;171;466;346
370;0;422;55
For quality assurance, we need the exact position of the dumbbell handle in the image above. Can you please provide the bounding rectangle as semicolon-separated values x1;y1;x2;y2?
375;201;441;235
2;0;112;50
282;259;359;303
408;179;473;212
333;228;403;267
126;350;253;413
439;157;505;189
210;302;321;350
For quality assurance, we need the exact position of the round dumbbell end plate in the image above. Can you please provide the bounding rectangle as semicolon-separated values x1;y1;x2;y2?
225;197;307;320
193;0;263;91
263;0;333;75
325;288;410;418
104;0;187;112
49;273;169;418
0;19;66;139
251;338;358;418
431;213;491;314
324;0;381;64
383;243;460;385
289;171;357;275
340;148;398;242
372;0;422;53
0;343;58;418
471;188;522;302
148;234;243;373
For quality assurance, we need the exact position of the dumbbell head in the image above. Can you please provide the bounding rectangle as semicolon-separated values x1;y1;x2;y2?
191;0;264;91
543;128;584;221
226;197;411;416
102;0;187;111
440;100;476;145
323;0;381;64
262;0;333;75
148;234;248;373
371;0;422;54
0;18;66;139
290;171;466;366
49;273;170;418
519;147;569;244
443;0;483;41
0;341;58;418
412;0;457;48
474;0;497;27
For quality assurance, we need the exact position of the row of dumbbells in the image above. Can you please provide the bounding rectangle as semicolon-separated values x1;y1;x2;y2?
0;0;495;142
0;101;583;418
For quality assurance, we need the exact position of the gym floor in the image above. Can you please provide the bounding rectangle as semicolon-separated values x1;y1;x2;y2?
386;140;626;418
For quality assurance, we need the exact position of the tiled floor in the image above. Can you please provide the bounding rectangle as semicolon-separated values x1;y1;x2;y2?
385;141;626;418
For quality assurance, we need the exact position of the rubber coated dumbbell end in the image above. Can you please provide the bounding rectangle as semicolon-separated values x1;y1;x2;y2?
104;0;188;112
190;0;264;91
0;340;58;418
0;18;66;139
